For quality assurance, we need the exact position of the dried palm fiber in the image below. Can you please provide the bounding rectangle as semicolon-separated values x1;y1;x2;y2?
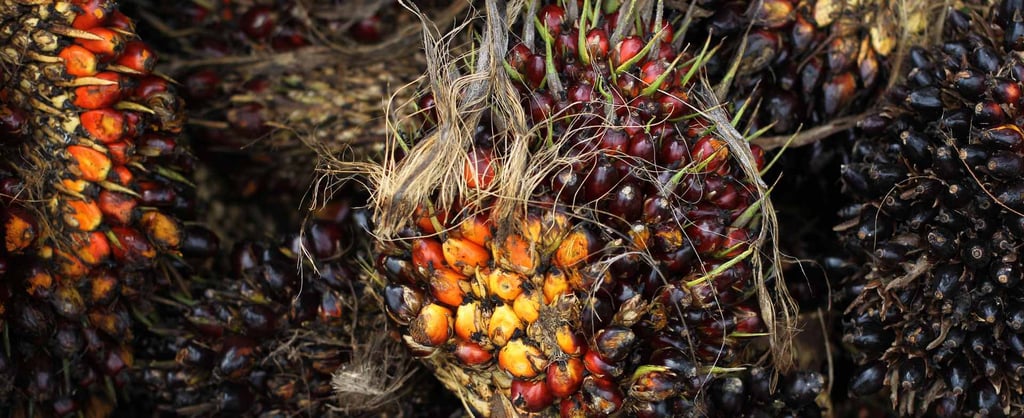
0;0;220;414
317;0;811;415
837;0;1024;415
120;0;468;243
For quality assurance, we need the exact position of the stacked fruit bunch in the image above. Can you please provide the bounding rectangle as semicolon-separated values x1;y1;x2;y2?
119;0;442;242
352;0;817;416
0;0;220;414
838;1;1024;415
134;194;459;417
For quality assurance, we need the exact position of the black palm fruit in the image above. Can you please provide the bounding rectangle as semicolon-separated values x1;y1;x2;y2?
838;2;1024;416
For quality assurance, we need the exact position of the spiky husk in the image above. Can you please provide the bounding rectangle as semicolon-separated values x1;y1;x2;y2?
837;1;1024;415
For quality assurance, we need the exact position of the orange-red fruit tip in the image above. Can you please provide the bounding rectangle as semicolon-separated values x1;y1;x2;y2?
429;267;468;307
97;190;136;225
72;72;122;109
498;339;547;379
409;303;452;347
65;199;103;231
464;148;496;189
80;109;126;143
59;45;99;77
140;211;182;250
67;144;112;182
442;237;490;276
109;226;157;262
547;358;585;398
115;41;157;73
3;207;37;252
71;0;115;30
75;27;122;56
71;231;111;265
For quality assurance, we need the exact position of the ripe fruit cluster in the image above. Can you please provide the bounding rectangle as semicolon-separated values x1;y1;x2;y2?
370;1;802;416
0;0;216;413
838;2;1024;415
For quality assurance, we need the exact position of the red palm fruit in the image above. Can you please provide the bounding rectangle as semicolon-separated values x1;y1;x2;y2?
547;358;585;398
510;379;555;412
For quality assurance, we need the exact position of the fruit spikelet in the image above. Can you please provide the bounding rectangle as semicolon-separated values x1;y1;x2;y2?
838;1;1024;416
0;0;215;412
327;0;799;415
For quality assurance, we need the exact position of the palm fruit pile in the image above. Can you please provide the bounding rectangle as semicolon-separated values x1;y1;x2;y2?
120;0;449;241
837;1;1024;415
130;192;460;417
353;0;817;416
0;0;218;413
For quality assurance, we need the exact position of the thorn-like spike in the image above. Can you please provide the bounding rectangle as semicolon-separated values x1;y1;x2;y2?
59;76;119;87
49;26;105;41
113;101;155;114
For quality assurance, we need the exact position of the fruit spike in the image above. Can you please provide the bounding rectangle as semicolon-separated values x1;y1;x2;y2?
0;0;216;412
351;0;798;416
837;1;1024;416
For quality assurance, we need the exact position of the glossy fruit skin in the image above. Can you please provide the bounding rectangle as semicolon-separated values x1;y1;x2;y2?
837;2;1024;415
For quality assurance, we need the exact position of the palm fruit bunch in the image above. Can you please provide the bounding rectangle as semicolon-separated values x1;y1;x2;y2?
0;0;219;413
133;192;460;417
120;0;452;241
837;1;1024;415
341;0;816;416
675;0;945;314
682;0;930;136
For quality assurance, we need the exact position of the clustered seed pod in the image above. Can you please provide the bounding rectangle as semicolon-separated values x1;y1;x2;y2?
838;2;1024;416
362;1;804;416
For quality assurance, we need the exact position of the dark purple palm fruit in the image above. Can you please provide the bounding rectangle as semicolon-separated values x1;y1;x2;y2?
339;0;803;416
837;2;1024;416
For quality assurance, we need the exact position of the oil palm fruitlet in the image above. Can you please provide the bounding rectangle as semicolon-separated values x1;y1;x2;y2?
838;1;1024;415
0;0;216;414
339;0;808;415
